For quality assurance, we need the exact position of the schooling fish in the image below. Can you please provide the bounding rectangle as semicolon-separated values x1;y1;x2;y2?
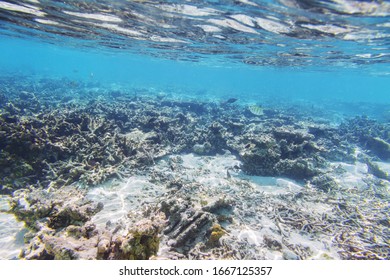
248;105;264;116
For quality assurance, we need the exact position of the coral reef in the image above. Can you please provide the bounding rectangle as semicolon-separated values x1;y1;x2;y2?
339;116;390;160
1;76;389;260
228;124;326;180
3;77;383;191
10;187;103;230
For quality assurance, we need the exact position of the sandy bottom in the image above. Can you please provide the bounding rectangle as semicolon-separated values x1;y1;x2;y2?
85;153;374;259
1;153;388;259
0;196;27;260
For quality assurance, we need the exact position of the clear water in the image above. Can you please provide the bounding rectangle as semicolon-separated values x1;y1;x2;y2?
0;0;389;105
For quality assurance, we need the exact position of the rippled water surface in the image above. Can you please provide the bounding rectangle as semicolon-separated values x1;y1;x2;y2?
0;0;389;67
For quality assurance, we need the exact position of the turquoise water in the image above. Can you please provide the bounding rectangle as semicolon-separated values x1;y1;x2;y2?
1;36;389;108
0;0;389;105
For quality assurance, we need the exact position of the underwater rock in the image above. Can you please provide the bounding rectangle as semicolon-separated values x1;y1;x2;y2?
263;234;283;251
111;213;166;260
308;125;336;139
365;137;390;160
273;127;313;144
21;205;165;260
274;158;320;180
202;197;234;214
239;137;281;176
10;187;103;230
160;198;215;253
366;160;389;180
338;117;390;160
307;125;357;162
310;174;339;192
282;249;300;260
22;222;106;260
225;120;245;134
326;144;356;163
228;123;328;180
202;196;234;223
238;139;321;180
41;227;100;260
10;186;106;259
21;234;51;260
207;122;230;154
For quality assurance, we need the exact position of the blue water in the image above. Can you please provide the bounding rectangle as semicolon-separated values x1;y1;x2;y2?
1;36;389;105
0;0;389;106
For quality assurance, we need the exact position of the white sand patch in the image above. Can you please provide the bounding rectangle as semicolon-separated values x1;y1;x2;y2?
288;231;339;259
0;196;26;260
330;161;370;189
304;201;333;215
239;175;302;194
86;176;166;232
237;228;263;246
181;153;240;178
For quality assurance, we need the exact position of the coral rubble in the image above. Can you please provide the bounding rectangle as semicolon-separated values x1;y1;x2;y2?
1;76;389;260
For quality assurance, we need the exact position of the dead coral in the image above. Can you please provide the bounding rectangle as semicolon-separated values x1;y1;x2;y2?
111;213;166;260
9;186;102;230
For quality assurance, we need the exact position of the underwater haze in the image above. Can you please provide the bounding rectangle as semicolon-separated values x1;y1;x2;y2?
0;0;390;260
0;0;389;103
1;36;390;104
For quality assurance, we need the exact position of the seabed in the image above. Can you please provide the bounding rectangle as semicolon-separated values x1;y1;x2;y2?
0;76;389;260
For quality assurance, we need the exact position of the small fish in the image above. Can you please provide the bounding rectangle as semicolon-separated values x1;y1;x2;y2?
221;98;238;105
225;98;238;104
248;105;264;116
